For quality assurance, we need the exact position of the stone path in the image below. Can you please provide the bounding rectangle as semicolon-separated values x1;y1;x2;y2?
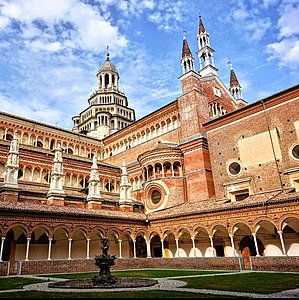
0;272;299;298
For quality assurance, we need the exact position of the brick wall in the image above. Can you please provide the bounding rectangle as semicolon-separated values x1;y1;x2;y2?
250;256;299;272
0;261;9;276
1;257;298;276
204;98;299;199
0;257;241;275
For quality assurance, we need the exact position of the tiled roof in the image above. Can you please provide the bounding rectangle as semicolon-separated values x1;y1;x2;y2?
148;189;299;220
230;69;240;87
199;17;206;33
0;199;146;221
182;37;193;59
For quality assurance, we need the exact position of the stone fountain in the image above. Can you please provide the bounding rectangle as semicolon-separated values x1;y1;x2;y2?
92;237;116;285
48;237;158;289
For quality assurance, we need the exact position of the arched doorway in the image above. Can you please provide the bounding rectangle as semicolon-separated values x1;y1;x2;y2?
2;230;14;262
239;235;265;257
136;235;147;257
150;235;162;257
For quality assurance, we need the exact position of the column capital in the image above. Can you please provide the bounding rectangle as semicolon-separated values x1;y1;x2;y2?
1;237;5;241
277;230;283;234
27;237;31;241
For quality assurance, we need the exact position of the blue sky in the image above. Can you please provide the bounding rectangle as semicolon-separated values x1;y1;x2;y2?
0;0;298;129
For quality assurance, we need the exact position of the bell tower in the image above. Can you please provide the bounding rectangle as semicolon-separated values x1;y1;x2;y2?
181;32;195;74
196;16;218;77
229;60;243;100
72;47;136;140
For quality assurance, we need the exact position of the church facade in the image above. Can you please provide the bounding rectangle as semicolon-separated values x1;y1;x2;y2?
0;17;298;275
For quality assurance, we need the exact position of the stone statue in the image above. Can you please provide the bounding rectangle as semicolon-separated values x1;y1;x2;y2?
101;237;109;257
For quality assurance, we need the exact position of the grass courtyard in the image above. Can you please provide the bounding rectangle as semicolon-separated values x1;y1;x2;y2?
0;269;298;298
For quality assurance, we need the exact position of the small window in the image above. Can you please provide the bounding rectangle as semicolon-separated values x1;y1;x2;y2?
228;162;241;175
151;190;161;204
235;193;249;201
291;144;299;160
213;87;221;97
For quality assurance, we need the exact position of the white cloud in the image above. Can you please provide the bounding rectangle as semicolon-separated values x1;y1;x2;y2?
227;0;273;41
0;94;64;126
265;0;299;69
232;8;250;21
147;1;185;32
267;38;299;68
277;3;299;38
26;40;63;52
0;0;128;54
0;15;9;28
246;18;271;40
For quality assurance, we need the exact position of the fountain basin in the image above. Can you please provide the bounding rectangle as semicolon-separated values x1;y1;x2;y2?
48;277;159;289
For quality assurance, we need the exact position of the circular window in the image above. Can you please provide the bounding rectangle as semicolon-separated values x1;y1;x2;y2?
228;162;241;175
291;144;299;160
151;190;162;204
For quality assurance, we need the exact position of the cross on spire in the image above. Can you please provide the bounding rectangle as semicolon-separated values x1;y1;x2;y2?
228;57;233;70
106;45;110;61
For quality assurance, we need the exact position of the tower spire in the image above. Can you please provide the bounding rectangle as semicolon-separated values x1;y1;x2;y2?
3;131;19;188
228;60;243;100
199;15;206;33
181;31;195;74
87;151;102;201
196;15;218;77
119;158;133;210
47;142;65;206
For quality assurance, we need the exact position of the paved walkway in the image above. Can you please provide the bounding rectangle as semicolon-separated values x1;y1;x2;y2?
1;272;299;298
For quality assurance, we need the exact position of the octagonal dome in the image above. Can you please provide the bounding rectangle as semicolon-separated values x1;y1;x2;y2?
99;59;117;73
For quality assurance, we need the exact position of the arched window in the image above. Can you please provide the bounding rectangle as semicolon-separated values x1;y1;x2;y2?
105;74;109;88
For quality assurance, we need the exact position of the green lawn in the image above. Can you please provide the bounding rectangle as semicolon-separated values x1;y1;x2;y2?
0;290;233;298
0;277;46;290
183;272;299;294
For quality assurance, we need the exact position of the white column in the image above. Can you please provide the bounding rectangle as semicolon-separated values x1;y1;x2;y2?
278;231;287;256
146;240;151;258
252;233;260;256
175;238;180;257
133;240;136;258
191;237;197;257
209;236;214;257
161;239;165;258
86;238;90;259
25;238;31;261
0;237;5;261
229;234;236;257
47;238;52;260
109;73;112;88
118;239;122;258
68;238;72;260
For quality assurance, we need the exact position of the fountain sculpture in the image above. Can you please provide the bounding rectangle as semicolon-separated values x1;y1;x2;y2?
92;237;116;285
